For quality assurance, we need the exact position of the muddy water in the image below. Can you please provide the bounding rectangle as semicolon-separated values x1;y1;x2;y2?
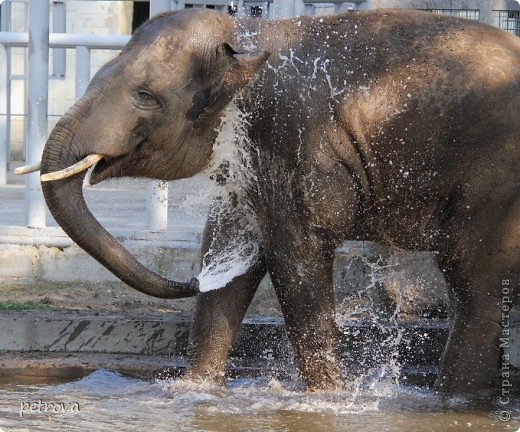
0;370;518;431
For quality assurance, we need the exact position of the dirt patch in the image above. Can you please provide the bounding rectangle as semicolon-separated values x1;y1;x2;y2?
0;280;197;317
0;278;283;318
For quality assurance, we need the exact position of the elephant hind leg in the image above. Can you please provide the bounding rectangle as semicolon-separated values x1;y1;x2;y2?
435;286;503;397
435;197;519;397
267;237;343;391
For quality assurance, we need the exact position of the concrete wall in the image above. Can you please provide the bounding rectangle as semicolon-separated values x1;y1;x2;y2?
0;239;450;319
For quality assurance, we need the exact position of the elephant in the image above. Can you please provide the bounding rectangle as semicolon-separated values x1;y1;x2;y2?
19;8;519;396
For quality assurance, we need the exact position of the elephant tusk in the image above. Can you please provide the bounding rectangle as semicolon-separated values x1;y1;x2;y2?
15;162;42;175
41;154;104;182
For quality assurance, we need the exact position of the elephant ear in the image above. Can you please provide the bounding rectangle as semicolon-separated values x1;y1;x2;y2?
188;43;270;120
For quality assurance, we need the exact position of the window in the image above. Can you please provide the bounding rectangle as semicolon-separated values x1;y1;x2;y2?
228;4;238;15
133;2;150;33
250;6;263;17
493;10;520;36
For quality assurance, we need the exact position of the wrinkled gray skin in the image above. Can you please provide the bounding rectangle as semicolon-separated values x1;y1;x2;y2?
41;9;520;396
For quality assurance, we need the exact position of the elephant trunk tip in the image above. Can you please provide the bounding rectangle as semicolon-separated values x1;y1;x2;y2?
187;277;200;295
160;277;200;299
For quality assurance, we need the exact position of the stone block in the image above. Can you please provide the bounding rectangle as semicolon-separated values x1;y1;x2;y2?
0;244;39;280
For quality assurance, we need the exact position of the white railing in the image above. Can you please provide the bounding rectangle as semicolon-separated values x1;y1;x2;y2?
0;0;359;233
0;0;173;231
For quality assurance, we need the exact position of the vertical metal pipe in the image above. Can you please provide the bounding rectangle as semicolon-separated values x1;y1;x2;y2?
335;2;351;14
0;1;10;31
147;0;171;231
52;1;66;78
26;0;49;228
75;45;90;100
265;1;271;19
0;2;10;183
294;0;306;17
0;1;8;183
150;0;171;16
0;44;7;184
1;1;12;174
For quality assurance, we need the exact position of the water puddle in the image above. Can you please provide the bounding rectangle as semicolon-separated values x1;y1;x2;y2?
0;369;518;431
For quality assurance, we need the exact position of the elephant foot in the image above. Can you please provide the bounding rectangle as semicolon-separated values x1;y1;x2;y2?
183;369;226;387
435;316;503;400
298;351;345;392
435;376;500;402
153;366;186;381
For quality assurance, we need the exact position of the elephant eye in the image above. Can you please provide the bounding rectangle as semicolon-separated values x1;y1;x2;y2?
132;89;161;110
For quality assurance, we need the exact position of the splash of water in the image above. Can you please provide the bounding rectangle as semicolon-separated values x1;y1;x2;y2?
195;103;262;293
0;369;514;431
334;250;407;399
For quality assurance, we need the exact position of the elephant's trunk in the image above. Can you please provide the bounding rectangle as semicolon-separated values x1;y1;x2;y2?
40;114;199;299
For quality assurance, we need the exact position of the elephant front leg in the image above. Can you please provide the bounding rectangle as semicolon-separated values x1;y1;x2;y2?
185;204;266;384
186;260;266;384
268;238;343;391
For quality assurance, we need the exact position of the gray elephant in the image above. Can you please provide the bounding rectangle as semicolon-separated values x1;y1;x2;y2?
19;9;519;396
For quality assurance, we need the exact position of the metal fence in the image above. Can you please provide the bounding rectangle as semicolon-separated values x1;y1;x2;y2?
422;8;480;20
0;0;359;233
494;9;520;36
0;0;173;231
1;0;518;234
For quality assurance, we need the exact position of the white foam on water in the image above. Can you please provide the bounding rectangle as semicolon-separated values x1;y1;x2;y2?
153;375;444;416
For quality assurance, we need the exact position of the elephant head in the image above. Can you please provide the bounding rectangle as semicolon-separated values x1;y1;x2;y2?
33;10;269;298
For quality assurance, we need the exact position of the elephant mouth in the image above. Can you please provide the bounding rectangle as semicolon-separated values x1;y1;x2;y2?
89;155;127;185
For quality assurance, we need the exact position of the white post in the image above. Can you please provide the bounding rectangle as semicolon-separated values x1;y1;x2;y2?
75;45;90;100
305;4;315;16
479;1;493;26
2;1;15;178
52;0;66;78
230;1;245;15
25;0;49;228
294;0;306;17
147;0;171;232
150;0;171;16
0;0;11;184
0;44;7;184
272;1;295;18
